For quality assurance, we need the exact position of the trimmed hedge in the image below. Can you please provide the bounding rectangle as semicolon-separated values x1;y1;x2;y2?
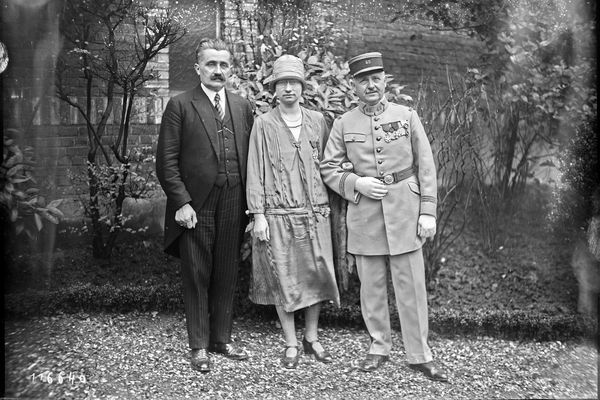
4;283;597;341
428;308;598;342
4;283;184;317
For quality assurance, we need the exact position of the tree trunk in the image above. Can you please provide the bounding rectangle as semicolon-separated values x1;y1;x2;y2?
500;109;520;201
88;158;110;259
105;167;128;254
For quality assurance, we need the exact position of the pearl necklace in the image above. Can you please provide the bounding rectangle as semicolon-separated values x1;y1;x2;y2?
281;113;302;128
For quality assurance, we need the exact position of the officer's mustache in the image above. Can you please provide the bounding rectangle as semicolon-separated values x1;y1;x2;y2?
211;74;225;81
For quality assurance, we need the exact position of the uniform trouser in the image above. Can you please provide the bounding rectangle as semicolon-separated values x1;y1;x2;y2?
178;180;244;349
355;249;433;364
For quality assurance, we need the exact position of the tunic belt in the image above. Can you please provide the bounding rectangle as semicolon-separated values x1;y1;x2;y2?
375;166;415;185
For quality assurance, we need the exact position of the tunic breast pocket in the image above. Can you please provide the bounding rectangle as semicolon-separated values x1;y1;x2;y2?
343;133;367;144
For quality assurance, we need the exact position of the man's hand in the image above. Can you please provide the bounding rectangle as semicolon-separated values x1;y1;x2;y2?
355;177;388;200
175;203;197;229
253;214;270;241
418;214;436;241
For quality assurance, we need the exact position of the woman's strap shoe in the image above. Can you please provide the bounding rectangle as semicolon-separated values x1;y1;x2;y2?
281;346;300;369
302;337;333;363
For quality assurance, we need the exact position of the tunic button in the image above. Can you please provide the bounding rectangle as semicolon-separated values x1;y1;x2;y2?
376;147;382;153
376;136;382;141
374;117;380;121
379;171;385;176
374;126;380;130
377;160;383;164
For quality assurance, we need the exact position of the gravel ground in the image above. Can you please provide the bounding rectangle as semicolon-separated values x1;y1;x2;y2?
4;312;598;400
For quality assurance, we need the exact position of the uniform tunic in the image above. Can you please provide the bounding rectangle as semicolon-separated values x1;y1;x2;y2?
321;97;437;362
320;98;437;256
246;107;340;312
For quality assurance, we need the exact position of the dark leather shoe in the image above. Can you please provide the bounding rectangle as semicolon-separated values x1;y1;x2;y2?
190;349;210;373
357;354;389;372
209;343;248;360
409;362;448;382
302;337;333;363
281;346;300;369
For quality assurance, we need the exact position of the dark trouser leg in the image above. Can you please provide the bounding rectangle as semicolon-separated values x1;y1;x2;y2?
179;215;214;350
209;182;244;344
178;186;221;349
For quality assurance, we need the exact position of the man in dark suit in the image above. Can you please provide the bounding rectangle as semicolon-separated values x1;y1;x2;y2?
156;38;254;373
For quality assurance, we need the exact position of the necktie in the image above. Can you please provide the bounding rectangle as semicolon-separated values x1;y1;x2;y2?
214;93;224;120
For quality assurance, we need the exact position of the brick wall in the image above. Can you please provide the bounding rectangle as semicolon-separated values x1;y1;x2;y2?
340;0;483;95
2;0;170;199
25;124;159;195
221;0;483;96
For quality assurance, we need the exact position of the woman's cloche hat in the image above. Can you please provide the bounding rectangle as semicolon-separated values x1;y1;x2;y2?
265;54;306;90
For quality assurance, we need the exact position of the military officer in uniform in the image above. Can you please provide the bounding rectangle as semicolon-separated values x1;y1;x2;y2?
320;52;448;381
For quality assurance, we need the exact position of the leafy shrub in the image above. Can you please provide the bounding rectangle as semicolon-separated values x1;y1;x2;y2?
1;130;63;244
4;283;184;317
549;117;599;238
459;0;596;252
409;77;478;285
67;145;160;238
225;0;349;67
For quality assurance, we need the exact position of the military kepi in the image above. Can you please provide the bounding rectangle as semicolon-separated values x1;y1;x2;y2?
348;52;384;77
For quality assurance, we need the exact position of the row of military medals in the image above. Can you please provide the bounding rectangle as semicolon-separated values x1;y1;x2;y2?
382;120;410;143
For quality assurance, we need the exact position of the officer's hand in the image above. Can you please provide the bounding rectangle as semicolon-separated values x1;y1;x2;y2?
253;214;270;242
418;214;436;241
175;203;197;229
355;177;388;200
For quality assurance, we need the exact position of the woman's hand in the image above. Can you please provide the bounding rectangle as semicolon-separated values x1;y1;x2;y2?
252;214;270;241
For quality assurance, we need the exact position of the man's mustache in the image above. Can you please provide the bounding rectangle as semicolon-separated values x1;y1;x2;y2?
211;74;225;81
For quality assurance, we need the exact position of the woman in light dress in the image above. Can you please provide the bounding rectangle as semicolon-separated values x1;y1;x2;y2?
246;55;340;369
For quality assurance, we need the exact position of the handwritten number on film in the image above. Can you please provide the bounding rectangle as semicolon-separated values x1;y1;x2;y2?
31;371;86;385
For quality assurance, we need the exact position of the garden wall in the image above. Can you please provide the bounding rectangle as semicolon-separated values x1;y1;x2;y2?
2;0;169;199
221;0;484;96
344;20;483;94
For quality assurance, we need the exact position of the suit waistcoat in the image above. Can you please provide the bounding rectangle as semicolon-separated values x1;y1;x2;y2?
215;105;241;186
